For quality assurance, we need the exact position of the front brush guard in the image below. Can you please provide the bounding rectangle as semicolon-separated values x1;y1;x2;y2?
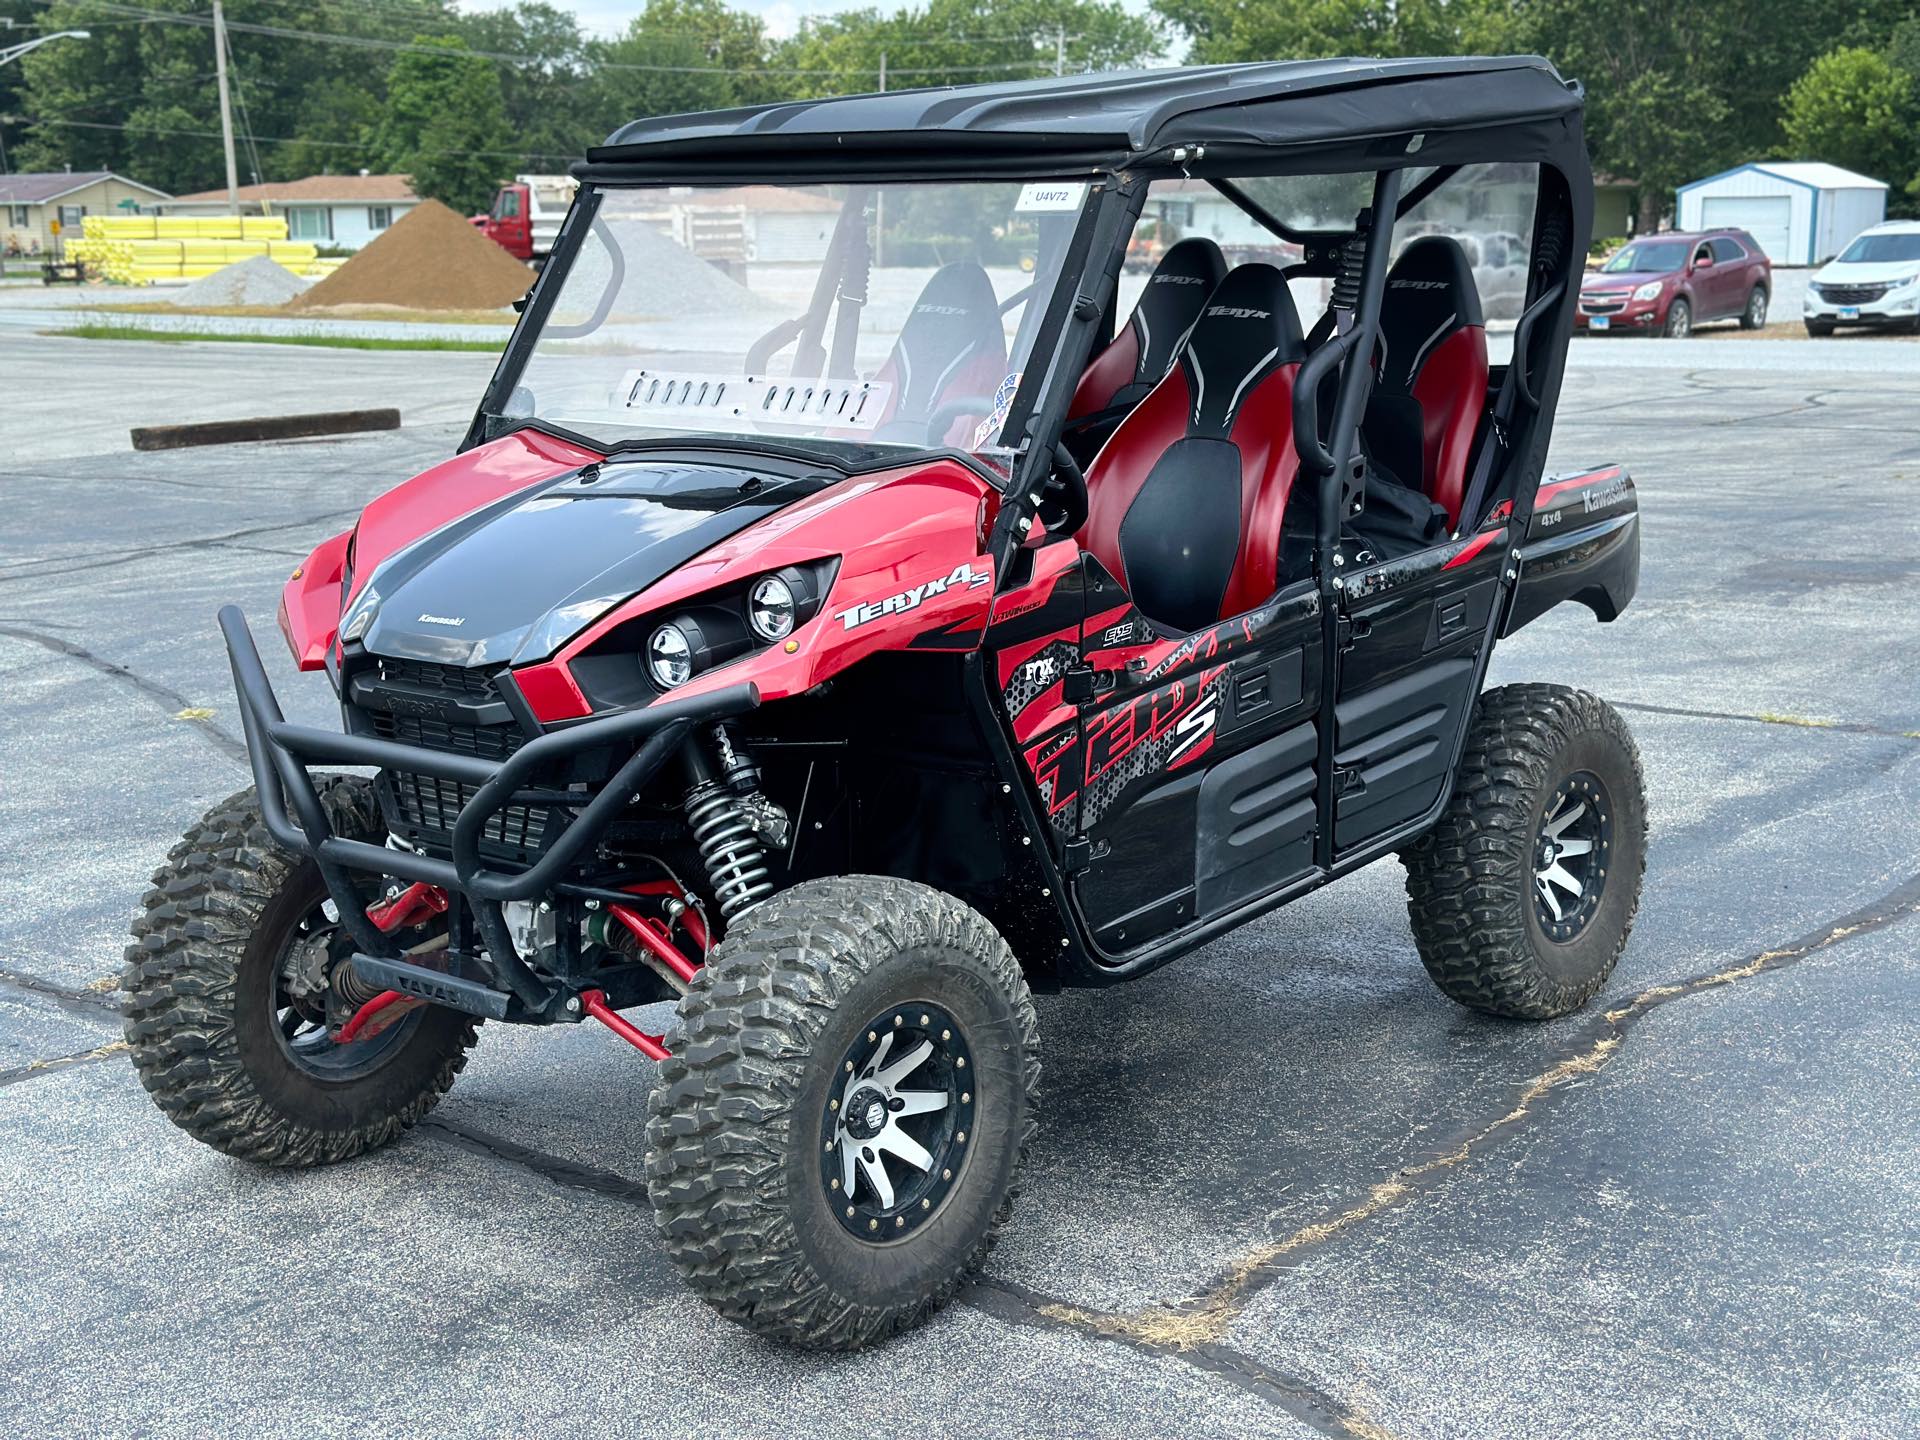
219;605;757;1017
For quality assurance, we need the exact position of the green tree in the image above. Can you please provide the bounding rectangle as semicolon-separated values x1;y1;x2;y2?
773;0;1160;100
1781;46;1915;185
371;34;512;213
582;0;772;138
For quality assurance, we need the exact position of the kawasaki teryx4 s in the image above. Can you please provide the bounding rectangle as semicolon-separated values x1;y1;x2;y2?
126;57;1644;1348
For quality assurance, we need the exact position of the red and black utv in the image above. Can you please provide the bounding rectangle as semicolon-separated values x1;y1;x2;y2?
126;58;1644;1349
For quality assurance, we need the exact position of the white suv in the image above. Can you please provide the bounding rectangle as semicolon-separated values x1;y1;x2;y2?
1805;221;1920;335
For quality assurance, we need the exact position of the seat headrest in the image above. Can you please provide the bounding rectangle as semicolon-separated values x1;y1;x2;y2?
1381;236;1484;389
892;261;1003;408
1177;264;1305;438
1132;237;1228;383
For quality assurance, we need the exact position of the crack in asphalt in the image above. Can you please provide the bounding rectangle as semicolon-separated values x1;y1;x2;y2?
0;509;356;586
0;624;248;762
965;1278;1397;1440
0;965;122;1019
418;1116;652;1205
0;1040;130;1090
1611;698;1920;742
1025;870;1920;1354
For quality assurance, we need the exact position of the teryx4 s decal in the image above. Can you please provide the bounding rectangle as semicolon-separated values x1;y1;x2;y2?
835;562;991;630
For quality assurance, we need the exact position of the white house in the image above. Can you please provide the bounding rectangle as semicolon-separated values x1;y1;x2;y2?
1676;162;1887;266
156;174;420;251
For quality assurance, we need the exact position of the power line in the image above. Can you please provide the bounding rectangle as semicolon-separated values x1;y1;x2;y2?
19;112;583;160
18;0;1089;77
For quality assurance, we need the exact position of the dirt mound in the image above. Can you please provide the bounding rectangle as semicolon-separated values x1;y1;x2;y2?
289;198;533;311
172;254;312;307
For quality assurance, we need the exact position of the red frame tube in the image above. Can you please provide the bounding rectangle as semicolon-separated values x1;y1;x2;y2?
606;903;701;986
334;989;411;1044
580;988;670;1061
365;881;449;935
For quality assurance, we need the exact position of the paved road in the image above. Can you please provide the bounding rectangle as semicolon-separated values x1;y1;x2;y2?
1;336;1917;1439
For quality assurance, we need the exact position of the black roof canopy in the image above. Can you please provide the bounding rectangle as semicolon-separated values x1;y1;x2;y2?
580;57;1587;185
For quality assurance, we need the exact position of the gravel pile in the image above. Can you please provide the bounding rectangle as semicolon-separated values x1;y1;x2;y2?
169;255;312;307
582;219;783;319
290;199;535;311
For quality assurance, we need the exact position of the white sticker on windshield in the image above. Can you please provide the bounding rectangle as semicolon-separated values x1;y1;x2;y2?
971;371;1024;450
1015;183;1087;214
613;370;891;432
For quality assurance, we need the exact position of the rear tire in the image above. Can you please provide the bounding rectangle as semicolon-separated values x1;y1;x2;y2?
1740;286;1768;330
122;777;478;1165
645;876;1039;1349
1402;685;1647;1020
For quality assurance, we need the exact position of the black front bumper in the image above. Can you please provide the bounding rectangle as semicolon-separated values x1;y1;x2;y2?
220;605;755;998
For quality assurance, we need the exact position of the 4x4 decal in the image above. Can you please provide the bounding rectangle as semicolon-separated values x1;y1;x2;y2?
834;562;991;630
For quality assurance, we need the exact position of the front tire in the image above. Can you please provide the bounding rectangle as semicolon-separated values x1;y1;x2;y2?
122;777;479;1165
645;876;1040;1349
1662;297;1692;338
1806;319;1834;338
1402;685;1647;1020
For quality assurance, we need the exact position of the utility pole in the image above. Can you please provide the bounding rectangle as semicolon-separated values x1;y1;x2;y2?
873;50;885;268
1054;27;1065;77
211;0;240;214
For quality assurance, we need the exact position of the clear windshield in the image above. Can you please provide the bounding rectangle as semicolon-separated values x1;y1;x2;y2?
1837;231;1920;264
1603;240;1689;274
496;181;1090;468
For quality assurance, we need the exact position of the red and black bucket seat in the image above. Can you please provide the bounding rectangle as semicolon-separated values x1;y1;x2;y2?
1079;264;1306;634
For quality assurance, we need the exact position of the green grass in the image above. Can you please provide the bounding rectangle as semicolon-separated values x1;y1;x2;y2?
45;323;504;353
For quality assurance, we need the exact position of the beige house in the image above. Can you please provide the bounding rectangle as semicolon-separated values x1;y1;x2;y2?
157;174;420;252
0;171;172;254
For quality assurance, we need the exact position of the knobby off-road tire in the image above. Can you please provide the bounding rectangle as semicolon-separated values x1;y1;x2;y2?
1402;684;1647;1020
646;876;1040;1350
123;776;478;1165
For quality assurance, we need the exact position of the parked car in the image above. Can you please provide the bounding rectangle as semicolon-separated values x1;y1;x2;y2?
1577;230;1771;337
1803;221;1920;335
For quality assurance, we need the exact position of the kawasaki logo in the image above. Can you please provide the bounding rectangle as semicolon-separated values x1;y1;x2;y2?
834;562;990;630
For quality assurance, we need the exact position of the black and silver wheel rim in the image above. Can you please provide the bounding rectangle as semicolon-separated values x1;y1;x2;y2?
270;898;416;1081
1534;770;1613;942
820;1002;974;1242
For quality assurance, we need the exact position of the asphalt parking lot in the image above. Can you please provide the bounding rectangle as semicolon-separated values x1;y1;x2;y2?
2;330;1918;1439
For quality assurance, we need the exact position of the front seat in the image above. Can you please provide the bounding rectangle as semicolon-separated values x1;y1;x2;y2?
1069;237;1228;424
1079;264;1306;634
1365;236;1490;527
870;261;1007;445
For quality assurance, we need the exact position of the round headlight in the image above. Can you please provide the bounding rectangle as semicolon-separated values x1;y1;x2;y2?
747;574;797;642
647;623;694;689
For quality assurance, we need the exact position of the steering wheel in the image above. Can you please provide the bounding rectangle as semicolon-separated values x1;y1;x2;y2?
920;395;1002;448
1033;442;1089;538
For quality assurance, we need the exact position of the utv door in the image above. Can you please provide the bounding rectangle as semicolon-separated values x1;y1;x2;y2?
1068;569;1324;954
1329;539;1504;855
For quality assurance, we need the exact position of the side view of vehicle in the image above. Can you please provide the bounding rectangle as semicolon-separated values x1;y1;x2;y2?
1803;220;1920;335
125;57;1646;1350
1578;228;1771;337
471;173;575;264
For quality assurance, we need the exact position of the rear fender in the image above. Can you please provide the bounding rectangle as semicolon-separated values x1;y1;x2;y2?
527;458;998;712
1503;464;1639;636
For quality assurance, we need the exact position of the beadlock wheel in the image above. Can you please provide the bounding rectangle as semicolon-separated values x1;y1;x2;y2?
1532;770;1613;943
646;875;1040;1350
822;1002;975;1241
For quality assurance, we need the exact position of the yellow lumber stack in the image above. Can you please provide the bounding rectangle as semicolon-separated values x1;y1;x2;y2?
65;215;338;285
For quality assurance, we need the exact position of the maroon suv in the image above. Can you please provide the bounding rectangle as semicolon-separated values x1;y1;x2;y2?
1578;230;1772;337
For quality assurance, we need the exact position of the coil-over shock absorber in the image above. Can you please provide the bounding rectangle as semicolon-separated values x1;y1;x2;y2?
682;724;789;922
